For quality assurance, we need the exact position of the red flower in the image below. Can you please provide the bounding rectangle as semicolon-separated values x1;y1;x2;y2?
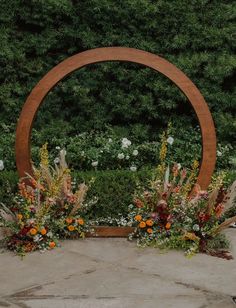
18;226;31;236
198;212;210;223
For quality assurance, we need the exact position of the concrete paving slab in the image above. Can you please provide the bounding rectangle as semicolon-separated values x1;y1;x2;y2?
0;229;235;307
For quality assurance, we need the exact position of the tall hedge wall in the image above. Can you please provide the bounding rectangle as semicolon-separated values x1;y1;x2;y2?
0;0;235;171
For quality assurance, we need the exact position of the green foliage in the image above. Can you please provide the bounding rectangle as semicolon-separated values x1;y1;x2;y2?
0;171;18;204
0;0;235;174
73;168;152;219
0;168;152;220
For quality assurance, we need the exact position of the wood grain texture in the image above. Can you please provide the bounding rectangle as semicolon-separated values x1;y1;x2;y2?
15;47;216;190
85;226;135;237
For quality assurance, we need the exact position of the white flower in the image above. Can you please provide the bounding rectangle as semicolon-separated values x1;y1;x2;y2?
130;165;137;172
121;138;131;148
47;231;53;238
177;163;181;170
167;136;174;145
0;160;4;171
54;157;60;164
55;146;60;150
132;150;138;156
217;150;222;157
126;155;130;160
192;224;200;231
91;161;98;167
117;153;125;159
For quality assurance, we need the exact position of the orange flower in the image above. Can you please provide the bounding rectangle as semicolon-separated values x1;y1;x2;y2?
146;219;153;227
139;221;146;228
77;218;84;225
66;217;73;224
147;228;153;234
41;228;47;235
215;203;224;218
17;214;23;220
134;215;142;222
29;228;37;235
165;222;171;230
49;241;56;249
68;225;75;231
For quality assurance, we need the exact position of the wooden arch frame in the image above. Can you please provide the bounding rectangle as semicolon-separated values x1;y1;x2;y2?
15;47;216;189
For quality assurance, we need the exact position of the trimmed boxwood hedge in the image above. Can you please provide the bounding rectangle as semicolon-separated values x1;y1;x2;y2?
0;168;152;219
1;168;235;220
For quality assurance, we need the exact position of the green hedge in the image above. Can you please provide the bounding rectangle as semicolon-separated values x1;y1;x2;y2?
73;168;152;219
1;168;235;220
0;168;152;219
0;0;235;173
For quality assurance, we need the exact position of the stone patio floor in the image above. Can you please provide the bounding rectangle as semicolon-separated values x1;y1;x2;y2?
0;229;236;308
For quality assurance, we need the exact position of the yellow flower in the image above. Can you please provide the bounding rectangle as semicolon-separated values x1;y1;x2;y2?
68;225;75;231
134;215;142;222
77;218;84;225
139;221;146;228
39;143;49;166
17;214;23;220
146;219;153;227
29;228;37;235
147;228;153;234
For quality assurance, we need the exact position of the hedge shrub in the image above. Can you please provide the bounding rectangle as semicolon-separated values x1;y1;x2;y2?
0;0;235;173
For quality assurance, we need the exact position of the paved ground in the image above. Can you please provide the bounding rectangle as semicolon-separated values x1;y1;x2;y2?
0;229;236;308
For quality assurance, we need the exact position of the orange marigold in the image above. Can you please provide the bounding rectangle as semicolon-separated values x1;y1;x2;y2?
77;218;84;225
29;228;37;235
66;217;73;224
146;219;154;227
165;222;171;230
68;225;75;231
49;241;56;249
134;215;142;222
139;221;146;228
41;228;47;235
147;228;153;234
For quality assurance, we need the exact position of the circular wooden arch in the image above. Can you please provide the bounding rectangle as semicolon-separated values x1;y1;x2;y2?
15;47;216;189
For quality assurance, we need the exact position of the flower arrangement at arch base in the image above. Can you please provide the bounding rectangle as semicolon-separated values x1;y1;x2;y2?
128;131;236;259
0;144;93;256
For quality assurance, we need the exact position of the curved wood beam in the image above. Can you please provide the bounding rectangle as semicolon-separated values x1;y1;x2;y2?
15;47;216;189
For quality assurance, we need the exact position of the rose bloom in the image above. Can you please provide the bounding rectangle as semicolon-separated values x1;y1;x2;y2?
147;228;153;234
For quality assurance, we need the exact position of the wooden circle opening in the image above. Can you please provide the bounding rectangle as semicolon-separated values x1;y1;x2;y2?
15;47;216;189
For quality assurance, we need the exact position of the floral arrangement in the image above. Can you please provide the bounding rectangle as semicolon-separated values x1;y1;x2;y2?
128;130;236;259
0;144;92;256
